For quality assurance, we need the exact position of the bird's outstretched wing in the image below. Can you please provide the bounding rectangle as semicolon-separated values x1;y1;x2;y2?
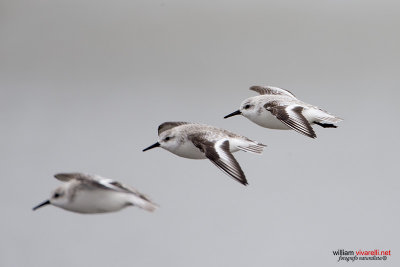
250;85;296;98
264;103;316;138
191;137;248;185
54;173;82;182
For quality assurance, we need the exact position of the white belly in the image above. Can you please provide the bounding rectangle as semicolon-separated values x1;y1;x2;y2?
62;191;128;214
249;111;290;130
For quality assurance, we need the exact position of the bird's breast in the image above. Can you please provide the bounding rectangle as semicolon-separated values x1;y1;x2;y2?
167;141;206;159
247;111;290;129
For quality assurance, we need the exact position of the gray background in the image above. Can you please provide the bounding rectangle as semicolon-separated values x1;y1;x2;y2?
1;0;399;266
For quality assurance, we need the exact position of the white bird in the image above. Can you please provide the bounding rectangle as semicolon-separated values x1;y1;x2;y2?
33;173;157;214
224;85;343;138
142;122;266;186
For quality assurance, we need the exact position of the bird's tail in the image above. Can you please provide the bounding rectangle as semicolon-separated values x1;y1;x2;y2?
237;141;267;155
130;195;158;212
307;108;343;125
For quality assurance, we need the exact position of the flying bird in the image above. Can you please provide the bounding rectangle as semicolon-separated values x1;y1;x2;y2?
143;122;266;185
33;173;157;214
224;85;343;138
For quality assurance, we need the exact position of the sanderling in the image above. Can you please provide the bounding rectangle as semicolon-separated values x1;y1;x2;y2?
224;85;343;138
142;122;266;185
33;173;157;214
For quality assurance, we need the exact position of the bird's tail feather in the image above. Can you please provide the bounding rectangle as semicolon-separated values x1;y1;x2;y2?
237;142;267;154
316;115;343;124
131;196;158;212
309;108;343;124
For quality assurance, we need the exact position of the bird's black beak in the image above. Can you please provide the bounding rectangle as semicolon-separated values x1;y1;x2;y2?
142;142;160;152
33;200;51;211
224;110;242;119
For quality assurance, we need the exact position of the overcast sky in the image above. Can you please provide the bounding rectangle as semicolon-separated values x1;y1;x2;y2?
1;1;399;266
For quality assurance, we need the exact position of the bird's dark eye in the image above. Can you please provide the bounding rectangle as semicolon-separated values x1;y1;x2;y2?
165;137;170;141
54;193;60;198
244;104;251;109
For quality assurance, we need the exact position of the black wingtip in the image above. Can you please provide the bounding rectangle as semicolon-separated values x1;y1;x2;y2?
236;179;248;186
314;122;338;128
237;173;248;186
